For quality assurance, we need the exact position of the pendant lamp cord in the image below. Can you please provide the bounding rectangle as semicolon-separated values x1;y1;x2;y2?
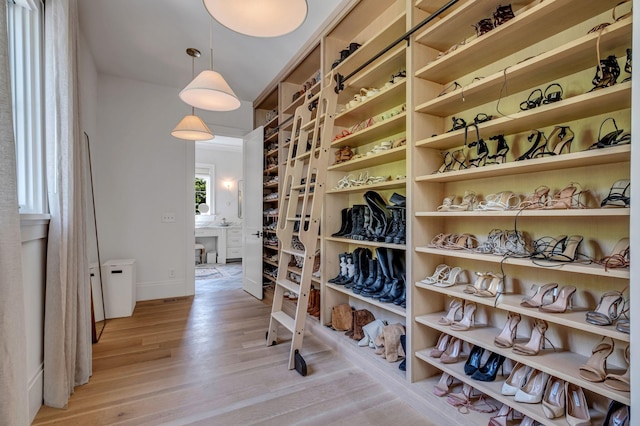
209;19;214;70
191;53;196;115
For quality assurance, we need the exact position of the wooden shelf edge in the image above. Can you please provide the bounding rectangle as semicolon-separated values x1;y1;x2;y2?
326;282;407;317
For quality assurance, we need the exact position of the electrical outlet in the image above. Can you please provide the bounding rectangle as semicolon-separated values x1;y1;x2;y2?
162;213;176;223
168;268;175;279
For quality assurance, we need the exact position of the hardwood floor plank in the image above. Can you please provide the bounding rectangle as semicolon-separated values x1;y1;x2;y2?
33;264;435;425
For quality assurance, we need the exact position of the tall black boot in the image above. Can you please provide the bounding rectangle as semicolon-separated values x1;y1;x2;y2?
331;208;352;237
385;207;401;243
376;249;400;300
366;248;396;298
358;207;371;241
328;252;347;283
344;248;361;289
364;191;392;241
353;256;375;294
352;248;371;292
346;205;365;239
383;252;406;303
393;207;406;245
362;247;387;296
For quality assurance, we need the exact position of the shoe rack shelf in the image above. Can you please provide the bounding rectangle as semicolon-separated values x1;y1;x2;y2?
334;78;407;126
326;236;407;251
326;282;406;317
414;350;587;426
415;18;632;116
415;313;630;406
411;0;631;422
414;247;630;280
415;82;631;150
328;146;407;172
416;282;630;343
326;178;407;195
414;0;624;83
331;112;407;149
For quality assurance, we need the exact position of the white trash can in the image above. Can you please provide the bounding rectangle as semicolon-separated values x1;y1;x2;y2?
102;259;136;318
207;251;217;264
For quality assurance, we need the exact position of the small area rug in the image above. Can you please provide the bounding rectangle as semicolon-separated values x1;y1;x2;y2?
195;266;223;279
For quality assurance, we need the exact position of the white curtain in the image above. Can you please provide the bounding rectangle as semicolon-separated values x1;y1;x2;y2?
43;0;92;408
0;2;30;424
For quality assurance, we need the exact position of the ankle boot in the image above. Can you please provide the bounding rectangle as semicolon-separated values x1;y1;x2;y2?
331;208;352;237
345;309;356;337
362;248;390;296
334;252;354;285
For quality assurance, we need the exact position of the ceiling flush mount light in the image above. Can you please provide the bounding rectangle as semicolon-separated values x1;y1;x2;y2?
179;21;241;111
203;0;307;37
172;48;214;141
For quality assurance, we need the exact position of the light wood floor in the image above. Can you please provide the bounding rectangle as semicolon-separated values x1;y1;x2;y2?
33;264;433;425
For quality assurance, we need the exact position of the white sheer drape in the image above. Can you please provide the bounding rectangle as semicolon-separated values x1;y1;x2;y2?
0;2;30;424
43;0;92;408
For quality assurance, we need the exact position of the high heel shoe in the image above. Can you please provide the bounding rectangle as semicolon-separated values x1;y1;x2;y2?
604;344;630;392
464;271;488;295
475;272;503;297
494;312;521;348
450;301;476;331
602;400;630;426
514;368;549;403
440;336;462;364
544;183;584;210
420;264;449;284
539;285;576;313
521;282;558;307
534;126;574;157
579;336;614;382
586;291;625;326
516;129;546;161
486;134;509;165
434;266;463;288
531;235;567;260
464;345;485;375
433;151;454;174
512;319;550;356
466;124;488;167
502;362;532;395
565;383;591;426
446;190;476;211
601;179;630;208
542;376;566;419
470;351;505;382
547;235;583;262
429;332;451;358
588;117;630;150
488;403;514;426
450;148;468;171
438;298;463;325
599;237;631;270
520;88;543;110
516;185;550;210
433;372;458;396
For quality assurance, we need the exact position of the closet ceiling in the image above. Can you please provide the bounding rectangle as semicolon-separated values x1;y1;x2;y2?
77;0;346;102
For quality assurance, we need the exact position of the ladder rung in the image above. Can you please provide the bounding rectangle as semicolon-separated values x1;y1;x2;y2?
276;279;300;294
271;311;295;332
286;217;311;222
281;247;305;257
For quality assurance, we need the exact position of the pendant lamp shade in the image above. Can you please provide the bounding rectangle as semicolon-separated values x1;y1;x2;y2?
179;69;241;111
171;114;214;141
203;0;308;37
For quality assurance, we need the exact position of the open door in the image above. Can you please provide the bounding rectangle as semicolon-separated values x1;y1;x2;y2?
242;126;264;299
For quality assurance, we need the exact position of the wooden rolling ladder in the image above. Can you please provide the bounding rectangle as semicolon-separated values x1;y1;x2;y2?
266;74;338;374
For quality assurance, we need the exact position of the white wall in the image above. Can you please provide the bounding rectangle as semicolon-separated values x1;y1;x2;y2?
94;74;252;301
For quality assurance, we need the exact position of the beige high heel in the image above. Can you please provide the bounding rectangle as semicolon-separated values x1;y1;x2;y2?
501;361;531;395
604;344;630;392
565;383;591;426
539;285;576;313
542;376;566;419
440;337;462;364
579;336;614;382
520;282;558;307
450;301;476;331
438;298;463;326
464;271;488;295
429;332;451;358
512;319;550;356
494;312;521;348
433;372;458;396
475;272;503;297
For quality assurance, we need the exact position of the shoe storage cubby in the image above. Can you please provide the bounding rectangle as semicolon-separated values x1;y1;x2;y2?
253;0;634;423
411;0;631;423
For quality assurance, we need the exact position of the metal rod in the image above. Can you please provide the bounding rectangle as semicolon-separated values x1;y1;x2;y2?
334;0;460;93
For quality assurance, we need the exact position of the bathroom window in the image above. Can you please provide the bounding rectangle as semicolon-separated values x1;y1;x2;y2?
195;165;214;214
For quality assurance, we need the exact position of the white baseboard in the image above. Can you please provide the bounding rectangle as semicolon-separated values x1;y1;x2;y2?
135;280;188;301
28;364;43;422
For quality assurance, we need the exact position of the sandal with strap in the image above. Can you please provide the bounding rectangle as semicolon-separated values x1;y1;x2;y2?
601;179;630;208
588;117;629;150
544;183;586;209
599;237;630;270
531;235;567;260
516;185;550;210
579;336;614;382
476;191;520;211
447;191;477;211
586;291;625;325
604;344;630;392
437;194;458;212
474;229;504;254
534;126;574;157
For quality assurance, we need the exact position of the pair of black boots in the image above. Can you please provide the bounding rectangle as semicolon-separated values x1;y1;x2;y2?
327;247;406;308
331;191;406;244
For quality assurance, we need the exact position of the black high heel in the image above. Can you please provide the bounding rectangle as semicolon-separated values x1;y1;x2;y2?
587;117;629;150
486;134;509;165
542;83;563;104
448;116;467;132
464;345;485;375
470;352;506;382
466;124;488;167
516;129;546;161
590;55;620;92
493;4;515;27
534;126;574;157
474;113;493;124
433;150;454;174
520;88;543;110
473;18;494;37
622;48;631;82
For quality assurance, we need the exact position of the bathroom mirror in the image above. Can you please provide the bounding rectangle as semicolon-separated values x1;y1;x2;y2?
85;132;107;343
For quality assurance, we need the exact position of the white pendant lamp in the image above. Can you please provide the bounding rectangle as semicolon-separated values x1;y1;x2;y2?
179;22;241;111
172;48;215;141
203;0;307;37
